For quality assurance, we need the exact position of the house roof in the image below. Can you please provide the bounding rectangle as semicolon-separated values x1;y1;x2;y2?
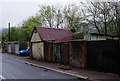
33;26;74;41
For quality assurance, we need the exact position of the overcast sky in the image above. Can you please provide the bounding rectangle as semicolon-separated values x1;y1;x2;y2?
0;0;89;29
1;0;118;29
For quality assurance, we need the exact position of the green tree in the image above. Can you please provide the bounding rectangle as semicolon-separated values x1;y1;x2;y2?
20;16;42;41
10;27;19;41
2;16;42;42
1;34;8;43
67;26;77;32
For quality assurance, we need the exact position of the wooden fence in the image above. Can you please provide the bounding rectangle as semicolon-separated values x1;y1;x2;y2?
86;40;120;74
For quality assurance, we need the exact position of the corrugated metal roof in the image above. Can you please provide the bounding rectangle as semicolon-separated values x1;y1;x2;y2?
35;26;74;41
53;36;73;43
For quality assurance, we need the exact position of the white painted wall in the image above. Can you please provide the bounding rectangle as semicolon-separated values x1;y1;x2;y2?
32;43;44;60
8;44;11;53
15;44;19;54
31;32;42;42
31;31;44;60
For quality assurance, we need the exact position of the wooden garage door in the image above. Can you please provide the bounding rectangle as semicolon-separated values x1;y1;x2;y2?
32;43;44;60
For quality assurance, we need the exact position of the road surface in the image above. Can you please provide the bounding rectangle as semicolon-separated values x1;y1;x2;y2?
1;53;86;80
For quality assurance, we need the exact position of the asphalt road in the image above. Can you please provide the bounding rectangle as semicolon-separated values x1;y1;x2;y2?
1;53;85;80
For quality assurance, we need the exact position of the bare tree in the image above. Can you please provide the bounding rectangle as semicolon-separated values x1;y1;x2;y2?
54;9;63;28
113;2;120;36
81;2;101;34
81;2;120;36
37;5;55;28
63;4;82;30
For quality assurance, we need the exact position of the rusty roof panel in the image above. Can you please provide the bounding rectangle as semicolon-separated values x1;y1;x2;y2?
36;26;74;41
53;36;73;43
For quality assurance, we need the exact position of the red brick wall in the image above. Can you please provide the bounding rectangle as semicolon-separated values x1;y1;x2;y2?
69;41;87;68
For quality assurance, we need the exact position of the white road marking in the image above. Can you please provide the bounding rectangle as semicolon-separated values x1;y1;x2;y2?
0;75;5;79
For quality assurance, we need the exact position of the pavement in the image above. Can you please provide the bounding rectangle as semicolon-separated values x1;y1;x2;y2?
2;53;120;81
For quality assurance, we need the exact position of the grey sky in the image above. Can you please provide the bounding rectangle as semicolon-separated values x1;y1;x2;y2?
0;0;86;29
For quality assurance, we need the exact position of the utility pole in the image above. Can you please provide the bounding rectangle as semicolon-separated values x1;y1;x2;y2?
8;23;10;41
